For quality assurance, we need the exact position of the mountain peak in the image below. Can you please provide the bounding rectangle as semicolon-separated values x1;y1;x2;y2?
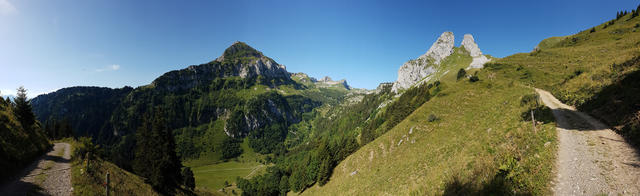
420;31;455;65
461;34;491;69
461;34;482;57
216;41;264;62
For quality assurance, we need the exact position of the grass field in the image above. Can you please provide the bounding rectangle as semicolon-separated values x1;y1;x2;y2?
184;138;269;194
303;67;557;195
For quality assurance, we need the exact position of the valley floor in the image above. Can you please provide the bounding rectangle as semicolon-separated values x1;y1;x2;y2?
536;89;640;195
0;142;72;196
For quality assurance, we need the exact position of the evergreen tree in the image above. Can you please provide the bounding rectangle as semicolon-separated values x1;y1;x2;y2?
14;86;35;130
133;109;183;192
617;11;621;19
316;139;332;186
181;167;195;190
0;90;4;106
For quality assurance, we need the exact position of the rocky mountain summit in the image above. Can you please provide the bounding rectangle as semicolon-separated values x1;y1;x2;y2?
461;34;490;69
391;32;490;93
391;32;455;92
152;42;291;91
215;41;289;78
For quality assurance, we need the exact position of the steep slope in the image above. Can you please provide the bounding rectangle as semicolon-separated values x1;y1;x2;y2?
303;68;557;195
0;97;50;181
307;6;640;195
492;8;640;145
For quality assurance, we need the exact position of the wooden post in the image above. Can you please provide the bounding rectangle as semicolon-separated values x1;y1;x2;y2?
106;172;110;196
531;110;536;134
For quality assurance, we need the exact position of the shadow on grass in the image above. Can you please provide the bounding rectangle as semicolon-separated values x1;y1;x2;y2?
443;170;530;196
521;105;555;124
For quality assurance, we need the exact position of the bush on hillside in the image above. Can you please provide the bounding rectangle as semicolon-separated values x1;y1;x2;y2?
427;114;438;122
469;75;479;82
457;68;467;81
73;137;101;161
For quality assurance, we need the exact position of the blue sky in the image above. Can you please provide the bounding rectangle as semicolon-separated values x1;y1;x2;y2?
0;0;638;96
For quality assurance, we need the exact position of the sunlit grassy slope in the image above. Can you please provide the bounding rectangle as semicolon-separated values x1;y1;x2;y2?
494;13;640;106
303;69;557;195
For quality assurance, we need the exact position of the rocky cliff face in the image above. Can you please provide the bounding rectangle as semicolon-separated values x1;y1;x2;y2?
391;32;455;93
461;34;490;69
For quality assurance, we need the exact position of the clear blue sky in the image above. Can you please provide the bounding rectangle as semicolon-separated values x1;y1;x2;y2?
1;0;638;96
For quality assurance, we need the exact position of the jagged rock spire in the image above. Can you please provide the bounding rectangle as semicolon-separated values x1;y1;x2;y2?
461;34;490;69
391;32;455;93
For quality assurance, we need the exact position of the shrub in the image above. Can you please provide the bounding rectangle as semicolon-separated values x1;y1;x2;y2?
73;137;100;160
520;94;540;108
590;28;596;33
469;76;479;82
427;114;438;122
456;69;467;81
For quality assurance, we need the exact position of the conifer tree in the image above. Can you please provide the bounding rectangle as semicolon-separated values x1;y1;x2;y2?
617;11;621;19
14;86;35;130
133;109;183;192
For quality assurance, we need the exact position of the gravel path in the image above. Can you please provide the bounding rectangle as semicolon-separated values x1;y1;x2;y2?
0;142;73;196
536;89;640;195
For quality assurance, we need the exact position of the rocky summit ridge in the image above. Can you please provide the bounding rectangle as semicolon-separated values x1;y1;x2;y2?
391;32;490;93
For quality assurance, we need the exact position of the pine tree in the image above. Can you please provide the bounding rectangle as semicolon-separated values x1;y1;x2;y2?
617;11;621;19
133;109;183;192
14;86;35;130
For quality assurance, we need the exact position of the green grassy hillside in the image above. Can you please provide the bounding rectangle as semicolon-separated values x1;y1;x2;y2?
492;9;640;145
303;68;557;195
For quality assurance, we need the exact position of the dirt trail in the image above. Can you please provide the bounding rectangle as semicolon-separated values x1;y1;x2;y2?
536;89;640;195
0;142;73;196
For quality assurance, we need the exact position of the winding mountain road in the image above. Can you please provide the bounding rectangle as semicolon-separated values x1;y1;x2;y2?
536;89;640;195
0;142;73;196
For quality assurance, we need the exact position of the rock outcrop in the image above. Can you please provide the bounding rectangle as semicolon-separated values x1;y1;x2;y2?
461;34;490;69
391;32;454;93
314;76;350;90
420;32;455;64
